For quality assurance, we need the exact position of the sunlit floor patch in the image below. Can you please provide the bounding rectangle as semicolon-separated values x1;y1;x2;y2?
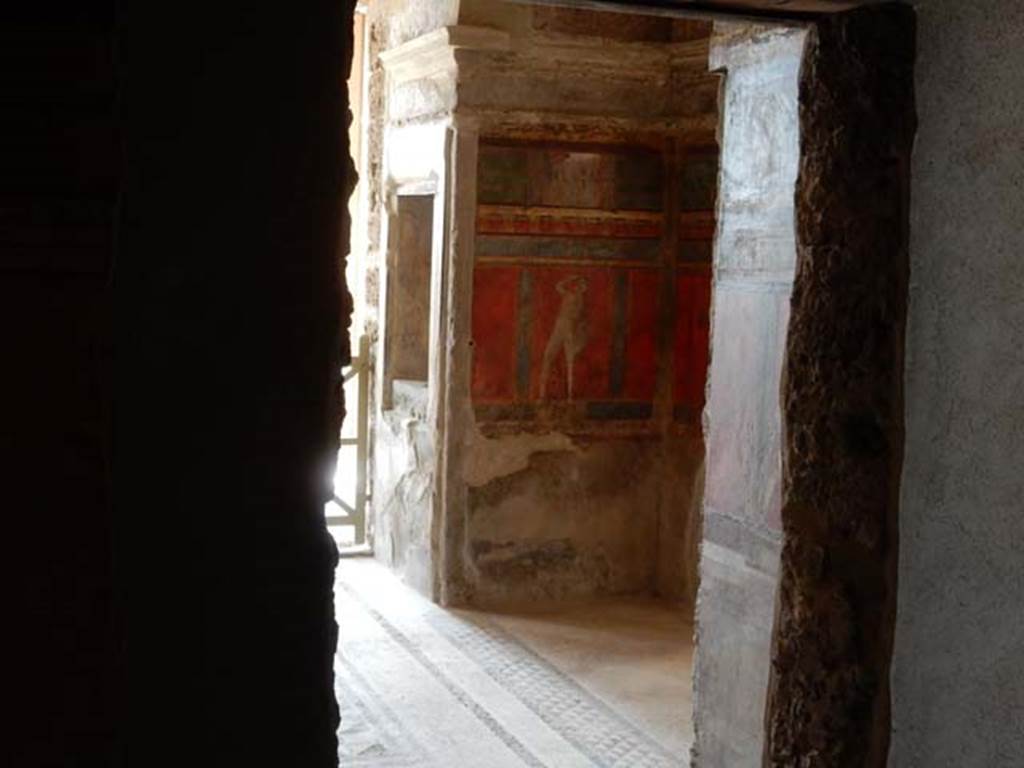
336;558;693;767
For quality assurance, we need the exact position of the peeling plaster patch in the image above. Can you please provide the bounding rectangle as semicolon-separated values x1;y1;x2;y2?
461;425;578;488
473;538;578;574
470;538;614;602
374;408;436;595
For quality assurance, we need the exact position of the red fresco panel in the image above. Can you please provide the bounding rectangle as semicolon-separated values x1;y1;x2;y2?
529;266;612;402
577;270;614;400
624;270;660;401
673;273;712;412
471;266;520;402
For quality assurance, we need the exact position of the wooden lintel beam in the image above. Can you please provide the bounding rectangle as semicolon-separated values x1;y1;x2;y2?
503;0;825;25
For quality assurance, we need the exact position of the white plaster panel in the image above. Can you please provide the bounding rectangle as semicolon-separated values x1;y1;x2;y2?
692;24;803;768
703;283;791;533
385;121;449;185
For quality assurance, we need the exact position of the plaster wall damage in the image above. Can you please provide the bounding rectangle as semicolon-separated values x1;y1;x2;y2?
370;114;450;598
690;23;803;768
366;1;722;606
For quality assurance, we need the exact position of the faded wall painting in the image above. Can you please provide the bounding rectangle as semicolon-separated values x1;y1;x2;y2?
387;194;434;384
472;140;715;429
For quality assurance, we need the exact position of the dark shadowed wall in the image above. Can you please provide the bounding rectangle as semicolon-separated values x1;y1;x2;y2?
9;1;354;765
115;2;353;764
6;7;119;764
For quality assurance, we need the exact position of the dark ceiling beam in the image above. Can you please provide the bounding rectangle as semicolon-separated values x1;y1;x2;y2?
503;0;830;24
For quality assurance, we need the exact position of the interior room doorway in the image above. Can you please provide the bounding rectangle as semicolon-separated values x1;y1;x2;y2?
330;4;728;765
329;2;813;766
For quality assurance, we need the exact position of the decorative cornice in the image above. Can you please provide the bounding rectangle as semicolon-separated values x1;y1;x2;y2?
379;25;511;85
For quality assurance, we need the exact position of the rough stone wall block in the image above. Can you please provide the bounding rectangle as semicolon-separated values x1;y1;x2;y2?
764;5;916;767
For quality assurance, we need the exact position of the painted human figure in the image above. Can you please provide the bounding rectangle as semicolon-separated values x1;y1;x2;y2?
540;275;589;401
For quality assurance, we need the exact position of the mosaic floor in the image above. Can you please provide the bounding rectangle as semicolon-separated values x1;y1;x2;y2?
335;558;694;768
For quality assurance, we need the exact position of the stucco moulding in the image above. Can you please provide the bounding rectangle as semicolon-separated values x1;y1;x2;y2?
379;23;712;88
379;25;512;86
